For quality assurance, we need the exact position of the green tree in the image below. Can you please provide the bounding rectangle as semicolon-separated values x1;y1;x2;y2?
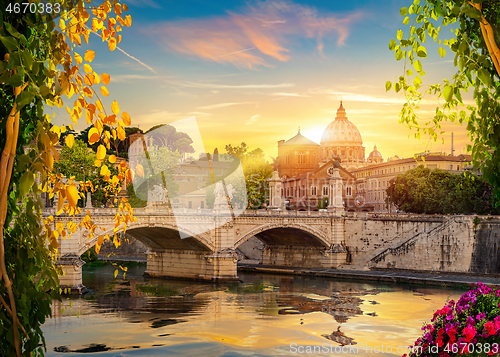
388;0;500;206
205;143;272;209
0;1;134;355
386;165;499;214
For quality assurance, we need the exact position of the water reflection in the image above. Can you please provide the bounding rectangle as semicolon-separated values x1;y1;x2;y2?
43;265;466;357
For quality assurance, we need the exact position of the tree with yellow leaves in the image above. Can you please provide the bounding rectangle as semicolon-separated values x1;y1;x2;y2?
0;1;138;355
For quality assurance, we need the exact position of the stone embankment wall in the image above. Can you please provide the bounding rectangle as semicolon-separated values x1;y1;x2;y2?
344;213;500;275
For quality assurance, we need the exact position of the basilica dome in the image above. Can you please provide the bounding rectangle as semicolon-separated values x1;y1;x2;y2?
367;144;383;164
368;145;382;158
320;102;363;145
319;102;365;169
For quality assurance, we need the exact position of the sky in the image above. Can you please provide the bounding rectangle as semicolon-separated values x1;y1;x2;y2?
50;0;471;160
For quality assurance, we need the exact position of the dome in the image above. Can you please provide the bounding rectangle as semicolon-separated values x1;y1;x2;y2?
369;145;382;158
320;102;363;145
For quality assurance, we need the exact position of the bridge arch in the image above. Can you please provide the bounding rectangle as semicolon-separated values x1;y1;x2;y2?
78;221;215;257
234;223;330;249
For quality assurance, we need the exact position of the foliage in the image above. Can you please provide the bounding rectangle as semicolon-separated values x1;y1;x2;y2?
386;165;499;214
0;1;135;355
388;0;500;206
55;139;119;207
135;146;181;202
205;143;272;209
144;124;195;158
81;246;98;263
404;282;500;357
126;183;147;208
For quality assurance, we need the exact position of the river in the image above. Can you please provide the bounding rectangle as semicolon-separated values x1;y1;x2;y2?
41;264;466;356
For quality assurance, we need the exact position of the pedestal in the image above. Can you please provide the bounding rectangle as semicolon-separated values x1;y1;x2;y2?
58;254;86;294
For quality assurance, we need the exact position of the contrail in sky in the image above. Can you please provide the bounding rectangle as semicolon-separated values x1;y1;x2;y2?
216;47;255;58
88;29;157;74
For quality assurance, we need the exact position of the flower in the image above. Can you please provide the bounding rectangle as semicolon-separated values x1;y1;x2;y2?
484;321;497;335
476;312;486;320
463;324;477;342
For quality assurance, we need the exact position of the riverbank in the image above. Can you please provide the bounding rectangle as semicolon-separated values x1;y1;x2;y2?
237;262;500;289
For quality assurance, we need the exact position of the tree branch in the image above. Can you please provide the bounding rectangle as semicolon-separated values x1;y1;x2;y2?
470;2;500;77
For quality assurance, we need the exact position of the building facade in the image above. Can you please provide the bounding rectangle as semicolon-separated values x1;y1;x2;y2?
275;102;475;212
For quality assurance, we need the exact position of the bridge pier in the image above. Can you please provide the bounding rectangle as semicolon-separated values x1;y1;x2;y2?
58;254;86;294
145;249;238;281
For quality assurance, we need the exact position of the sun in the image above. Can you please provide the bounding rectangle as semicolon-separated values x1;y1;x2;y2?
301;127;325;144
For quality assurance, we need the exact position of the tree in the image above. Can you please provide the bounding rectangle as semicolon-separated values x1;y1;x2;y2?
55;139;119;207
205;143;272;209
0;1;135;355
388;0;500;206
386;165;499;214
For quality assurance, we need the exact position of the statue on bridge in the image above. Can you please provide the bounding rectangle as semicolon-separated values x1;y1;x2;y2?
214;181;226;206
148;184;167;202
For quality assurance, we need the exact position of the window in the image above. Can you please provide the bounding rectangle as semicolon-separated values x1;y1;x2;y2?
298;152;305;164
285;154;290;164
201;201;204;208
457;165;460;170
311;186;317;195
322;186;329;196
346;187;352;196
189;201;192;208
312;153;316;163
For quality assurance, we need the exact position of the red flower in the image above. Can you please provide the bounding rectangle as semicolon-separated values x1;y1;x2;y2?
463;324;477;342
484;321;497;335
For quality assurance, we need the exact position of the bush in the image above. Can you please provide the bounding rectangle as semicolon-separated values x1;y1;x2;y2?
405;282;500;356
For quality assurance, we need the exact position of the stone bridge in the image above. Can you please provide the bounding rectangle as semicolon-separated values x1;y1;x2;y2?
47;206;346;292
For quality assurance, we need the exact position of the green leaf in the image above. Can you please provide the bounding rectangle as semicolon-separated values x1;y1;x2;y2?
397;29;404;41
454;87;463;103
0;36;18;52
443;85;453;102
4;74;23;87
16;88;35;109
438;47;446;58
406;69;413;76
403;16;410;25
395;82;401;93
400;7;408;16
19;171;34;197
4;23;21;39
414;60;422;72
21;50;33;70
389;39;397;51
416;46;427;58
385;81;392;92
477;68;492;87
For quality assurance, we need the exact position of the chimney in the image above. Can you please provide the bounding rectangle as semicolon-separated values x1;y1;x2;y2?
451;132;454;156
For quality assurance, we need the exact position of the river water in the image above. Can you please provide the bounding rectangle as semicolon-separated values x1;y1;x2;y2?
42;265;466;357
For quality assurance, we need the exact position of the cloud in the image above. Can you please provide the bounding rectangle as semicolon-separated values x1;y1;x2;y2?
148;0;364;69
271;92;309;97
112;74;158;83
165;80;295;89
197;102;253;110
125;0;161;9
246;114;260;125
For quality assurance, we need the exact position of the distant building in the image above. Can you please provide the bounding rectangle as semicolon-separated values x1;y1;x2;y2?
276;102;476;212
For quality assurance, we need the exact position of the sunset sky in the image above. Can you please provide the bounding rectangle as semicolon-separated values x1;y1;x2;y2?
50;0;471;160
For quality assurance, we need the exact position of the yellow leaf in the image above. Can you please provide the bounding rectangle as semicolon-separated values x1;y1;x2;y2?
111;100;119;115
96;100;104;113
123;3;128;11
66;185;79;207
109;155;117;163
95;159;102;167
92;71;100;84
117;122;125;140
100;86;109;96
136;164;144;178
114;269;118;278
88;127;100;144
97;235;104;245
83;63;93;73
125;15;132;27
95;243;101;255
108;37;116;51
101;73;110;85
65;134;74;148
74;52;82;65
84;50;95;62
114;3;122;14
97;144;106;160
121;111;131;126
